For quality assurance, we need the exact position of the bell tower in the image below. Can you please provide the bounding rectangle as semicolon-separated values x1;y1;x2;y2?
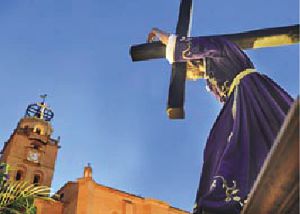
0;95;60;188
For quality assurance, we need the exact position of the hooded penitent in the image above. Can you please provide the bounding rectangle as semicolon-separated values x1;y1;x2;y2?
173;36;293;213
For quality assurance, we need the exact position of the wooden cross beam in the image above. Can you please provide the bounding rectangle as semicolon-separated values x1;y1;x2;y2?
167;0;193;119
133;0;193;119
130;24;300;62
130;0;299;119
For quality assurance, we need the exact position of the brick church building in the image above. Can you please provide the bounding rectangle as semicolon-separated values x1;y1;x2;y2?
0;99;189;214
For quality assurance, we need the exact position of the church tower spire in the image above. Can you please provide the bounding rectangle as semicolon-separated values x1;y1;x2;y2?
0;96;60;188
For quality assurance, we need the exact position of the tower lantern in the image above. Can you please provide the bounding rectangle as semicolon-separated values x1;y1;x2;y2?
25;94;54;122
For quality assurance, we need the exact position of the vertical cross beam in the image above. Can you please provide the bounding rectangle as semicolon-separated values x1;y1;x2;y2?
167;0;193;119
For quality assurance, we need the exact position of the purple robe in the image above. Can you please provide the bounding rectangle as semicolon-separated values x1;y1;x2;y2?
174;36;293;213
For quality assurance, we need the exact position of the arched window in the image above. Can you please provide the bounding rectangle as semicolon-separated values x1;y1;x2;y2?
31;141;42;150
32;171;43;186
35;128;41;135
15;170;23;181
15;165;27;181
33;174;41;185
33;144;39;150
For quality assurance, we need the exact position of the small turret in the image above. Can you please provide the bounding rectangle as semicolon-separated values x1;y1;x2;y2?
84;163;93;179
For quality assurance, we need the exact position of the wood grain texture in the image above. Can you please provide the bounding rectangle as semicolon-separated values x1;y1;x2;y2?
242;98;299;214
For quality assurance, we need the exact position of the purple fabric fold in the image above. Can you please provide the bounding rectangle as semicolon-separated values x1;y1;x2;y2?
193;73;293;214
174;36;254;86
173;36;293;214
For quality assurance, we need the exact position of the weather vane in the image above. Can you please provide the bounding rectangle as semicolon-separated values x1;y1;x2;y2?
40;94;47;103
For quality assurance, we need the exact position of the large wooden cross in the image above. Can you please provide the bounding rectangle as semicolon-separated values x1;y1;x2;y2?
130;0;299;119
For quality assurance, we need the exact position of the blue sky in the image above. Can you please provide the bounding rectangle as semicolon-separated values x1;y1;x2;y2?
0;0;298;212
